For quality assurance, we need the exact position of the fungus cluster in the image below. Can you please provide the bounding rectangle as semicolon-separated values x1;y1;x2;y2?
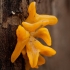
11;2;58;70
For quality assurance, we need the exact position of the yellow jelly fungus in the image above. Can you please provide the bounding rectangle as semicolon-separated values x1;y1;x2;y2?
34;27;51;46
11;25;30;63
16;25;30;41
25;2;58;25
11;25;56;68
22;20;49;32
11;1;58;70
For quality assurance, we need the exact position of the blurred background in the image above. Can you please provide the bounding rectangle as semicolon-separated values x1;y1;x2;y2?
30;0;70;70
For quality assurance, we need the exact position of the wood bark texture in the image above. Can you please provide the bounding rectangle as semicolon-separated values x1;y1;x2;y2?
0;0;28;70
0;0;51;70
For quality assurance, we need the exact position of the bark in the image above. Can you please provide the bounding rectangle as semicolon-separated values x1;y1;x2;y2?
0;0;51;70
0;0;27;70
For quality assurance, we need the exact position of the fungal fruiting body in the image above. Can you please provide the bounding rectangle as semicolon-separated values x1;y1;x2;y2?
11;1;58;70
25;2;58;24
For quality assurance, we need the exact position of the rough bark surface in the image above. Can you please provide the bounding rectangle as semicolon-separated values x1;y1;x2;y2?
0;0;51;70
0;0;27;70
